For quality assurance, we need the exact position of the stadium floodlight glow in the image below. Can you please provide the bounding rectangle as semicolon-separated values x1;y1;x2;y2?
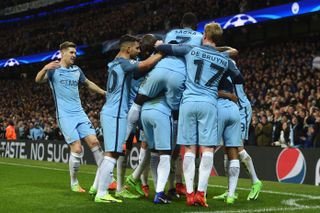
197;0;320;32
0;45;87;68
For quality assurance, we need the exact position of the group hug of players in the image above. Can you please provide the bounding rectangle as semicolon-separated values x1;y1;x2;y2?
35;12;262;207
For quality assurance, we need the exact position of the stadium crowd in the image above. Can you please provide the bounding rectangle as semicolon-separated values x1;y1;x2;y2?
242;37;320;148
1;36;320;148
1;0;319;147
0;0;295;59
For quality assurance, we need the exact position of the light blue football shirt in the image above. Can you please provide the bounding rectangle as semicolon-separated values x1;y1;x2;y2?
101;57;139;118
165;28;202;45
47;65;87;118
171;44;231;105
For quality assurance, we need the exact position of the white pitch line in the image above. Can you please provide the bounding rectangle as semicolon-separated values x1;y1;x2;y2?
1;160;320;200
189;205;320;213
208;184;320;199
282;198;306;208
0;161;95;175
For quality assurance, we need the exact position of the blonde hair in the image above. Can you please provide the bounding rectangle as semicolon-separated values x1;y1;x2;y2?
204;22;223;43
59;41;76;51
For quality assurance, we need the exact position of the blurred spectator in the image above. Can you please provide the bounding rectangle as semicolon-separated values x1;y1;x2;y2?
255;115;272;146
271;109;281;143
289;114;304;147
29;122;44;140
300;125;315;148
272;121;290;148
5;120;16;140
0;118;5;138
16;120;26;139
312;53;320;70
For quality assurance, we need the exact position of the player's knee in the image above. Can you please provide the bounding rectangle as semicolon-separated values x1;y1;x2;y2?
71;147;84;158
239;149;251;162
70;142;83;155
87;139;100;149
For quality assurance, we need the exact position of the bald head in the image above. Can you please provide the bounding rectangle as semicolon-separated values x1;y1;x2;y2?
140;34;157;60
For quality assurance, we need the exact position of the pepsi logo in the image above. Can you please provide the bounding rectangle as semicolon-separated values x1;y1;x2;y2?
276;148;306;184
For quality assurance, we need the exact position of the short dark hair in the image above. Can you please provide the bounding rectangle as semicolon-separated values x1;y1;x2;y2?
8;120;14;126
181;12;198;30
59;41;76;51
119;34;140;47
140;34;157;59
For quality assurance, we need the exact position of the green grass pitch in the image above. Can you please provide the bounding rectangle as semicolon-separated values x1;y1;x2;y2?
1;157;319;213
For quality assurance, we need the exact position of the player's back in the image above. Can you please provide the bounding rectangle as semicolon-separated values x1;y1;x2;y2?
160;28;202;110
229;60;250;108
101;57;137;118
183;45;229;105
47;65;86;118
156;55;185;76
165;28;202;46
142;94;171;116
156;57;187;110
161;28;202;76
218;76;236;107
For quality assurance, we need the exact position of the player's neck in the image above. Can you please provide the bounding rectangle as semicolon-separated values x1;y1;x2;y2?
60;60;72;68
116;51;130;60
203;40;216;48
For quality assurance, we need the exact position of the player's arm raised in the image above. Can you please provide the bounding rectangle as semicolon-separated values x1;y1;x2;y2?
35;60;60;83
83;79;106;96
133;53;164;80
155;43;191;56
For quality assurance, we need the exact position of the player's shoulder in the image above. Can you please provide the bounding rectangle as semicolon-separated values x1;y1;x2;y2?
119;58;137;66
107;57;125;68
70;65;82;72
203;46;229;57
118;58;138;71
181;44;199;53
71;64;80;69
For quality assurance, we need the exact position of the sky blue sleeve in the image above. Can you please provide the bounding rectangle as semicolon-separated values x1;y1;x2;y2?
221;51;230;57
47;69;54;81
156;44;192;56
79;68;87;83
227;59;244;84
121;59;139;73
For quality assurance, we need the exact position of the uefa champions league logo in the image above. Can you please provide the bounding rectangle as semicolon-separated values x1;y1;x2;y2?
223;14;257;29
51;50;61;60
4;58;20;67
291;2;300;14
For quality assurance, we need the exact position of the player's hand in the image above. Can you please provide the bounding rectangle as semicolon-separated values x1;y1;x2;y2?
44;60;60;71
218;91;238;103
154;40;163;47
228;94;239;103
